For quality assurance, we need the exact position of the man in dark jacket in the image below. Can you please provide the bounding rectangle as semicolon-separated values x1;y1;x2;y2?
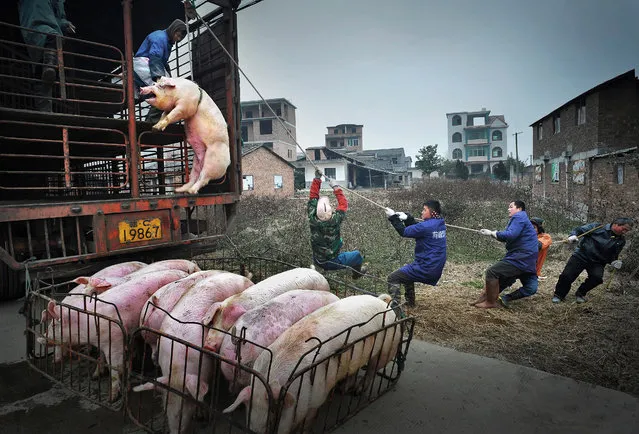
133;19;187;122
384;200;447;307
18;0;76;112
474;200;538;309
308;169;365;278
553;217;634;303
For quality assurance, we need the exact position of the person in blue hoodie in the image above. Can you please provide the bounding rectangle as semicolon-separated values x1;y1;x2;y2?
133;19;187;122
384;200;447;307
473;200;538;309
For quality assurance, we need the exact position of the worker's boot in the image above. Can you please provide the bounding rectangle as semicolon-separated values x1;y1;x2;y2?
352;262;368;280
41;49;57;84
405;283;416;307
498;288;526;308
387;283;405;317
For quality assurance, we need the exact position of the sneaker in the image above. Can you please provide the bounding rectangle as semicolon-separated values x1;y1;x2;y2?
551;295;562;304
575;295;587;304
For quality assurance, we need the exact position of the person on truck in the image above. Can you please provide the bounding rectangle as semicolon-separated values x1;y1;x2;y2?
308;169;367;279
133;19;187;123
18;0;76;112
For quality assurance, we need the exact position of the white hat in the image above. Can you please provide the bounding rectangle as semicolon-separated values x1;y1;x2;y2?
316;197;332;221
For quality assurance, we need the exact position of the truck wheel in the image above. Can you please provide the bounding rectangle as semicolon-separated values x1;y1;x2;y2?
0;262;23;301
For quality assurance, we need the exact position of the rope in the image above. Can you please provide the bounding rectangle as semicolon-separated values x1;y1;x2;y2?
553;224;605;245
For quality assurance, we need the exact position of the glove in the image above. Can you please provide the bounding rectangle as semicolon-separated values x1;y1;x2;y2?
397;212;408;221
479;229;497;238
611;260;622;270
384;207;395;218
567;235;579;243
314;169;323;179
328;178;339;189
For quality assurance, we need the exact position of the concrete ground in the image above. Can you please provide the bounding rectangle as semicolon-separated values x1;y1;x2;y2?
1;299;637;434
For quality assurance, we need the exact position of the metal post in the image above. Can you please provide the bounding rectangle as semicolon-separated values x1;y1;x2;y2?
122;0;139;197
513;131;522;183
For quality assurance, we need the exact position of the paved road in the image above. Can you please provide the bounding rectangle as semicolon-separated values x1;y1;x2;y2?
1;299;637;433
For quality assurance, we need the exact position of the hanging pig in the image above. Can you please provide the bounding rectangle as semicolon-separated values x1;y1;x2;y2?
202;268;331;352
133;272;254;434
219;289;339;391
139;76;230;195
223;294;401;434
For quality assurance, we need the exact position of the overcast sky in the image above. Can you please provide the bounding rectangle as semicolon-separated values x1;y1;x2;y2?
235;0;639;163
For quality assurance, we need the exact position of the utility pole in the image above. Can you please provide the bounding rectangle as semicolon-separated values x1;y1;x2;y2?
513;131;523;183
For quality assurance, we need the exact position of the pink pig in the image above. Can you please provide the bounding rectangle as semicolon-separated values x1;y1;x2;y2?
139;76;230;195
219;289;339;391
203;268;330;352
133;272;253;434
39;269;188;401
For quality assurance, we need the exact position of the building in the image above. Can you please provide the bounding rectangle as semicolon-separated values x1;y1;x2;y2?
325;124;363;151
529;70;639;218
296;147;410;188
446;109;508;176
240;98;297;161
241;144;296;197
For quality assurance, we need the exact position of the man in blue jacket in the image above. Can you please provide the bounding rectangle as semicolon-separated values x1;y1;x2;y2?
384;200;447;307
474;200;538;309
133;19;187;122
553;217;633;303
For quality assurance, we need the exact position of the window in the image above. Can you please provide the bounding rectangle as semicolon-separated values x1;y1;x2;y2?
492;147;503;158
470;164;483;173
324;168;336;178
330;140;338;147
347;138;359;147
577;99;586;125
492;131;502;141
287;149;292;159
275;107;282;116
333;128;339;134
537;123;543;140
452;148;462;159
452;132;462;143
467;130;485;141
616;164;624;184
452;115;461;126
468;147;486;157
553;113;561;134
245;110;253;118
274;175;283;189
242;175;254;191
350;127;356;133
391;157;398;164
260;120;272;135
284;105;288;117
241;126;248;142
314;150;321;160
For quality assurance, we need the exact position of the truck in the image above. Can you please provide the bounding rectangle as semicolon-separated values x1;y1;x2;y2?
0;0;257;299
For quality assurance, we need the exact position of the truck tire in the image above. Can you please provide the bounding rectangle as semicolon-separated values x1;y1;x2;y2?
0;262;23;301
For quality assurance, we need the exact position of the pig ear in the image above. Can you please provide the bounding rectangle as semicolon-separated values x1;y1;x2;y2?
84;277;112;295
40;309;51;323
185;374;208;401
223;386;251;413
161;77;176;88
73;276;90;285
202;302;221;327
47;301;60;320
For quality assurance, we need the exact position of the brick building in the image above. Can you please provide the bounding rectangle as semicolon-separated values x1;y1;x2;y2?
241;98;297;161
241;144;296;197
530;70;639;218
325;124;363;151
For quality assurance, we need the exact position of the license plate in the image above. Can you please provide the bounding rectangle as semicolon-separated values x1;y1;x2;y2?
118;218;162;244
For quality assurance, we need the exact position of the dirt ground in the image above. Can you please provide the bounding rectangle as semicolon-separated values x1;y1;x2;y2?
405;258;639;398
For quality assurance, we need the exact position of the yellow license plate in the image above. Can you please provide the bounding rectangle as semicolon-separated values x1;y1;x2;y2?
118;218;162;244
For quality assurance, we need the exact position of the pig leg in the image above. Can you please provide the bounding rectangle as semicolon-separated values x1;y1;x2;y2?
175;143;204;193
152;105;187;132
187;142;227;194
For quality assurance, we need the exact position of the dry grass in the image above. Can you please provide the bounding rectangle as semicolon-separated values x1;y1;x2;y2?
408;258;639;397
227;180;639;398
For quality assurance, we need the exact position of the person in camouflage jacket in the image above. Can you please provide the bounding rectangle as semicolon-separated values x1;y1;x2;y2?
308;169;365;278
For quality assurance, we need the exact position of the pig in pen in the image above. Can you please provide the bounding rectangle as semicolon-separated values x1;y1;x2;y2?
23;255;415;433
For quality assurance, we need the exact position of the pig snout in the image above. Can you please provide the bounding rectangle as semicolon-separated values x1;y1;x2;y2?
139;85;155;96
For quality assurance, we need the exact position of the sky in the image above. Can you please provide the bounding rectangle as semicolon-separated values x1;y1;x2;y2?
234;0;639;164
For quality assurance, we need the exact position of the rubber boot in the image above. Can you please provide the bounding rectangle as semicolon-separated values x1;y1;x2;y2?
352;263;369;280
41;50;57;84
388;283;404;317
404;283;416;307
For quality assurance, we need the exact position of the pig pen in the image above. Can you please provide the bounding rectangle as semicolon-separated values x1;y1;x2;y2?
23;255;416;433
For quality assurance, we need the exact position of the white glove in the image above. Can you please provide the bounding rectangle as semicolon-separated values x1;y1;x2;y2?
611;260;622;270
397;212;408;221
568;235;579;243
385;207;395;218
479;229;497;238
328;178;339;189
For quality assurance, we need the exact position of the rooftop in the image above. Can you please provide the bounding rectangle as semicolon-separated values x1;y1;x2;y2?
241;98;297;109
